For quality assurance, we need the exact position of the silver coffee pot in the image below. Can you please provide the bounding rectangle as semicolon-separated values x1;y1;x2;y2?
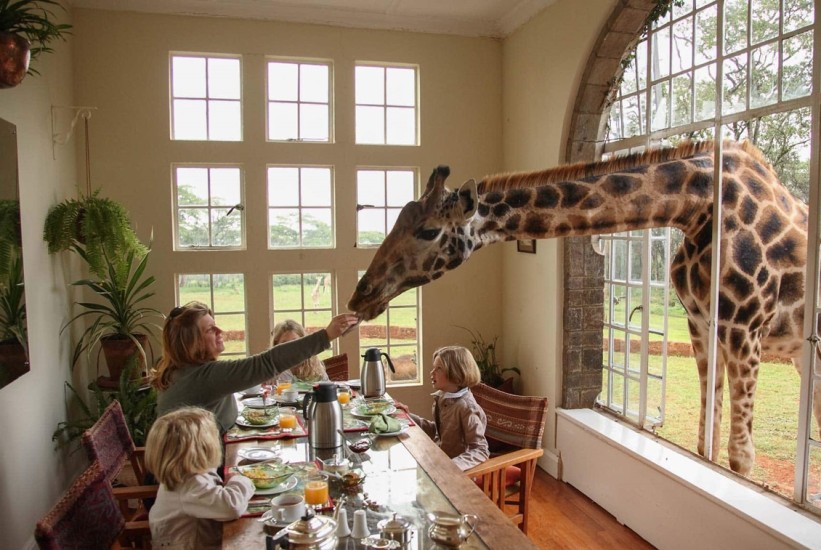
360;348;396;398
302;381;343;449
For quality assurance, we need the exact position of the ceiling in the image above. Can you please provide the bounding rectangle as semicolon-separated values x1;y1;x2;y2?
69;0;558;38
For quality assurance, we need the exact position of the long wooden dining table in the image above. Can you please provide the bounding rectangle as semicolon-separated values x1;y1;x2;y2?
222;421;537;549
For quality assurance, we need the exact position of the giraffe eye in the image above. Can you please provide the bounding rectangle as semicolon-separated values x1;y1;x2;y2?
416;228;440;241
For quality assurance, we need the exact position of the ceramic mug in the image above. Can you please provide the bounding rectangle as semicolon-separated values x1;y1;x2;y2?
270;493;306;523
281;388;299;402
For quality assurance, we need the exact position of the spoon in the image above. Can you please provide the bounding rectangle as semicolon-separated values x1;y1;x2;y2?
337;429;357;461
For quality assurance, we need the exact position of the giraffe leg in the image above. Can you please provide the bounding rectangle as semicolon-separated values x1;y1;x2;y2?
725;345;760;476
689;325;724;460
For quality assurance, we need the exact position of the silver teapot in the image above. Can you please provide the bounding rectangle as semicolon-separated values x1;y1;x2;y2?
302;381;343;449
360;348;396;398
426;511;478;547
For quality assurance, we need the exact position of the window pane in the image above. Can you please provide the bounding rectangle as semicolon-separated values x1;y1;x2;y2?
356;105;385;144
301;64;329;103
672;16;693;74
268;102;299;141
750;0;779;45
172;57;206;97
208;100;241;141
671;73;692;126
268;167;300;206
386;107;416;145
210;168;241;205
651;26;670;80
386;171;414;206
358;209;385;244
177;168;208;204
178;209;209;246
301;168;331;206
358;170;386;205
750;43;778;109
210;209;241;246
782;31;813;101
208;58;241;100
650;82;670;131
356;66;385;104
723;52;748;114
783;0;814;33
300;104;329;141
694;63;716;120
694;5;717;65
623;95;642;137
268;62;299;101
723;0;748;54
302;208;332;247
386;67;415;106
173;99;207;140
269;209;300;247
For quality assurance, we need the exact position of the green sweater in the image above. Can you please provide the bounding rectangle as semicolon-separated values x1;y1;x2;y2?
157;330;330;432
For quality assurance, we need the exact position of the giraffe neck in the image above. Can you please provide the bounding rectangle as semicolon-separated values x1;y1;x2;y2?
470;142;722;246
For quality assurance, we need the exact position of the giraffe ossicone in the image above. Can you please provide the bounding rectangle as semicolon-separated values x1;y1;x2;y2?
347;140;821;476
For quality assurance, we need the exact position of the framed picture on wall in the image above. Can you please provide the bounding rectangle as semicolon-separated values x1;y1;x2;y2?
517;239;536;254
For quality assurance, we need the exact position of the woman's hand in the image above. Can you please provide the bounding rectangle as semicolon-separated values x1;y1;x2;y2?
325;313;360;340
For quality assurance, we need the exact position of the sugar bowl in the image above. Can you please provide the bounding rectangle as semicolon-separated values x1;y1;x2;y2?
377;513;414;546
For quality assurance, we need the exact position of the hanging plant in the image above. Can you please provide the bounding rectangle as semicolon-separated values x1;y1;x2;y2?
0;0;72;87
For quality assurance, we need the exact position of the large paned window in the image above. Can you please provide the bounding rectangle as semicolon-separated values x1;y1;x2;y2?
173;165;245;250
177;273;248;358
357;271;420;386
356;168;415;246
271;272;334;357
267;60;332;142
602;0;818;510
268;166;333;249
355;64;418;145
170;54;242;141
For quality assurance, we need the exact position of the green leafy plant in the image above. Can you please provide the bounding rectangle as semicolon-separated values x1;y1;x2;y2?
61;246;163;371
43;190;148;285
0;0;72;74
0;199;25;348
458;326;520;387
52;358;158;448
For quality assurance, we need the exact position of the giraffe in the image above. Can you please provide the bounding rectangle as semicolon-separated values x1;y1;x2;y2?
347;140;821;475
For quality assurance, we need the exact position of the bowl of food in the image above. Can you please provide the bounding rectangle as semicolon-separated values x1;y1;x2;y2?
241;406;278;426
237;462;294;490
320;454;350;475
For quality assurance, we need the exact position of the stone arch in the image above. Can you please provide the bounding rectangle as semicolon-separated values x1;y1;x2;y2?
560;0;657;408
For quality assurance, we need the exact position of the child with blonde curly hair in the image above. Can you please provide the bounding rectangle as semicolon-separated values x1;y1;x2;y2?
145;407;254;549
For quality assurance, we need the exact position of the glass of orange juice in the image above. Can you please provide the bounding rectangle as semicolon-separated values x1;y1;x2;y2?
337;384;351;406
304;477;329;509
279;406;298;433
276;381;293;395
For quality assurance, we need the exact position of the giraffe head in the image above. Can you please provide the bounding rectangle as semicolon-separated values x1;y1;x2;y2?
347;165;479;320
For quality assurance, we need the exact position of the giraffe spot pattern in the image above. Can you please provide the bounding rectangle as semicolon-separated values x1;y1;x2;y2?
765;231;801;267
524;214;548;235
718;293;736;320
733;231;761;275
739;196;758;225
656;161;687;194
534;186;560;209
558;181;589;207
686;171;712;197
757;209;784;244
492;203;510;217
601;174;641;196
504;188;532;208
723;271;753;300
778;271;804;305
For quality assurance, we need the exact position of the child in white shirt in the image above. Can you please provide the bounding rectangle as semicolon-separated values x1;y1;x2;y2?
145;407;254;550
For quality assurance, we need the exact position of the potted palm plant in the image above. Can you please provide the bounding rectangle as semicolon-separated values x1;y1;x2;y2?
0;199;27;386
62;246;163;383
0;0;71;88
458;327;520;392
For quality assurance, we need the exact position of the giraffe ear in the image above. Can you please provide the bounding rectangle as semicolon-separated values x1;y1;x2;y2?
457;179;478;219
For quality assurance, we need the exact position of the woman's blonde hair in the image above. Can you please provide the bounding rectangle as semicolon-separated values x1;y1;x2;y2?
433;346;481;388
144;407;222;491
271;319;325;381
150;301;214;390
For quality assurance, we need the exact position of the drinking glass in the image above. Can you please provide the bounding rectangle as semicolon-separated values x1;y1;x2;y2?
276;381;293;396
303;476;329;511
279;406;298;433
337;384;351;407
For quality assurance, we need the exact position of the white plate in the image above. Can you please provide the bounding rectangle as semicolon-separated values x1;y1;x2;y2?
242;397;280;409
237;447;279;462
255;475;298;495
236;415;279;428
351;403;397;418
374;425;409;437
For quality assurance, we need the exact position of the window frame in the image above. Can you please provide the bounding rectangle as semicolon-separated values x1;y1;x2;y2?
354;62;419;146
265;57;334;143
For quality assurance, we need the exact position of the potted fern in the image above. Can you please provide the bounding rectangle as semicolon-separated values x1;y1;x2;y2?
0;0;72;88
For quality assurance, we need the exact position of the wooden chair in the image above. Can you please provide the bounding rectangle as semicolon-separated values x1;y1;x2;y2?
34;461;151;549
323;352;349;382
465;383;548;534
82;400;157;519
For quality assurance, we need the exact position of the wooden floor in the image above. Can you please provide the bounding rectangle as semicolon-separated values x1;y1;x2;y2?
519;468;656;549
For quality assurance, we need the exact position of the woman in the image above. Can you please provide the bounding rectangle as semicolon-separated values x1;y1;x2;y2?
271;319;329;383
150;301;358;433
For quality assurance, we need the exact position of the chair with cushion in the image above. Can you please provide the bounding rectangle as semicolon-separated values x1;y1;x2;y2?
82;400;157;519
34;461;151;549
323;352;349;382
464;382;548;534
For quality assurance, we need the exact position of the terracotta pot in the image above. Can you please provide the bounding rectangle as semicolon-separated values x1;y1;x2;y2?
0;32;30;89
100;333;149;382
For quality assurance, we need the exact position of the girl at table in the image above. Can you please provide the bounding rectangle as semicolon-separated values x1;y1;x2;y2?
150;301;358;434
271;319;329;384
145;407;255;550
395;346;489;470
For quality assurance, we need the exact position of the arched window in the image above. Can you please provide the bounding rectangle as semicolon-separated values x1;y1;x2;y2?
566;0;819;512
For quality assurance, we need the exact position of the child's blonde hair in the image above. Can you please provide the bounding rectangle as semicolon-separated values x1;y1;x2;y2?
271;319;326;381
144;407;222;491
433;346;481;388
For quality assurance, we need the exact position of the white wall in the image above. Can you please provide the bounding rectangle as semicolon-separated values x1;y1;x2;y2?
0;5;81;549
500;0;616;474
